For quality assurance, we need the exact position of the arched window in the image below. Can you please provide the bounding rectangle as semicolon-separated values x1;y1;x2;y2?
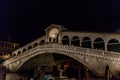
22;49;26;53
40;40;45;45
62;35;70;45
107;39;120;52
28;46;32;50
71;36;80;46
33;43;38;47
93;38;105;50
82;37;91;48
12;53;16;57
18;51;21;55
10;53;12;57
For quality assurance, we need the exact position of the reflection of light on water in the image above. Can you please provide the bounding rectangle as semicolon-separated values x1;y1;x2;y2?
64;64;69;69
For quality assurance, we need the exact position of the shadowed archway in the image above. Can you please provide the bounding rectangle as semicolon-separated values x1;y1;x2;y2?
17;53;95;80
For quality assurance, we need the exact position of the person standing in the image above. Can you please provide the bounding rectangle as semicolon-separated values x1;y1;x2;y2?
51;66;60;80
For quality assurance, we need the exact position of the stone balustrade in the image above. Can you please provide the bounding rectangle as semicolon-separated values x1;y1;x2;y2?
3;43;120;77
3;43;120;65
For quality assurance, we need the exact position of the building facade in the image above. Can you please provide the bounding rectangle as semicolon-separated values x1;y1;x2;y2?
0;41;20;62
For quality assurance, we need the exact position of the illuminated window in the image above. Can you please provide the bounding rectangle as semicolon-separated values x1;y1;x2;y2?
13;45;16;48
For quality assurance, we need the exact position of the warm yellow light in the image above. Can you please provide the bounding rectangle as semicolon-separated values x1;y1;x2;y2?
13;45;16;48
49;28;59;38
2;54;10;59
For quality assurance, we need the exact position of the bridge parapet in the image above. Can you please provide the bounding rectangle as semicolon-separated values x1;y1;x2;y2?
2;44;120;76
3;44;120;64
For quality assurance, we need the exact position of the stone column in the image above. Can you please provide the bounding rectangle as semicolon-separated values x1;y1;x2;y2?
69;37;72;46
78;65;82;80
85;68;89;80
91;41;94;49
105;65;111;80
105;42;108;51
46;30;49;43
58;31;62;44
80;37;83;47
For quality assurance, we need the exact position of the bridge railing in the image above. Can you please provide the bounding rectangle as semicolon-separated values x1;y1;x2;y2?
11;44;120;60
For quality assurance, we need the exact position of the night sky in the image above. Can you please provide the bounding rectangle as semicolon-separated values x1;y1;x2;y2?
0;0;120;45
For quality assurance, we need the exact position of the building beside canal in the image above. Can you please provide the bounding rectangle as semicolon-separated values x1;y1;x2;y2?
0;40;20;62
0;40;20;80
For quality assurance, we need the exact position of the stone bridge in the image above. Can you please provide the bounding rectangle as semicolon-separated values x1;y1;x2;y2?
3;24;120;78
3;43;120;76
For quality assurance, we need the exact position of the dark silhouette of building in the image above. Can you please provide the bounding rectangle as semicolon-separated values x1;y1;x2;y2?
0;40;20;63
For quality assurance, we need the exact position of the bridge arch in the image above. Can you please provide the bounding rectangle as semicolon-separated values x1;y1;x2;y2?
16;49;94;74
93;38;105;50
12;53;17;57
62;35;70;45
71;36;80;46
107;39;120;52
82;37;91;48
17;51;21;55
12;54;16;57
22;49;26;53
39;40;45;45
28;46;32;50
33;43;38;48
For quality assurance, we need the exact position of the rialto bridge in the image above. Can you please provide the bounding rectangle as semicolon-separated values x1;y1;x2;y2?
3;24;120;79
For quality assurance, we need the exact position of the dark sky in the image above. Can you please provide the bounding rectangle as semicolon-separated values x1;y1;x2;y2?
0;0;120;45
